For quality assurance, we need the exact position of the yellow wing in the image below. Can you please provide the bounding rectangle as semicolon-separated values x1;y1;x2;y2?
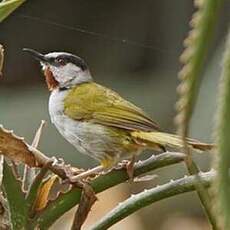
64;82;160;132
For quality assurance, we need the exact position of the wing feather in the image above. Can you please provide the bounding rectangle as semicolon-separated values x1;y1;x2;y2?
64;83;160;132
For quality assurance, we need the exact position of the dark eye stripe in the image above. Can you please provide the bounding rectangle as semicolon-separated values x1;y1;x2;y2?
54;54;88;70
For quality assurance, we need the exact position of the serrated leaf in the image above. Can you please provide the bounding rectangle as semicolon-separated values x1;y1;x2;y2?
0;125;36;166
2;160;28;229
34;175;58;211
0;0;25;23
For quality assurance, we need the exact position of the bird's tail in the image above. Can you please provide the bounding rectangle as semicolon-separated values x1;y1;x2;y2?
131;131;213;152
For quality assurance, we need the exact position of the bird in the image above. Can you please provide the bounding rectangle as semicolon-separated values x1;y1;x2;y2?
23;48;213;179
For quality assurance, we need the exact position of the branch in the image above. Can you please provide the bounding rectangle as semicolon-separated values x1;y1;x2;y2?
90;170;215;230
32;152;185;229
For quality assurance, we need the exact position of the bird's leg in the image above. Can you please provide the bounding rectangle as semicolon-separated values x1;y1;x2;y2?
70;154;118;183
69;165;104;183
126;156;136;180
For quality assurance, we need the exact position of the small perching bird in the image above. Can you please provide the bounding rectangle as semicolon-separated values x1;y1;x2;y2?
23;48;213;179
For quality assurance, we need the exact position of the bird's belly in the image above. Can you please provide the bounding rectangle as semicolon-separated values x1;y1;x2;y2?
48;89;96;157
48;89;139;163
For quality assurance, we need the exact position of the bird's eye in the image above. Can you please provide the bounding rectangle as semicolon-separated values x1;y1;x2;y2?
56;58;65;65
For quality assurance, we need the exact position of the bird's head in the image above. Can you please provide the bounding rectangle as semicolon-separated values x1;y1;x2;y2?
23;48;92;90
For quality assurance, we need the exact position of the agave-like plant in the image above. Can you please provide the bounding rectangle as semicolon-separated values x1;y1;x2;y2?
1;1;230;229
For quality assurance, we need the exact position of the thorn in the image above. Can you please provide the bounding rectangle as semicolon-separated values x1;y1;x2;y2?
32;120;46;148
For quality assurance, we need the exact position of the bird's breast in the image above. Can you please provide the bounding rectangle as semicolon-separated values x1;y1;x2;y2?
49;89;68;122
48;89;108;156
49;89;83;149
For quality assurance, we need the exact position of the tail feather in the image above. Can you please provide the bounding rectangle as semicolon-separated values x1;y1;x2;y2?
131;131;213;152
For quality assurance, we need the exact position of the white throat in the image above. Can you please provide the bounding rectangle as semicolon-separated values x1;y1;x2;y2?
57;68;93;88
41;62;93;88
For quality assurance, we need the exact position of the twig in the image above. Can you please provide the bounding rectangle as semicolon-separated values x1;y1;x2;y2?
71;183;97;230
90;170;215;230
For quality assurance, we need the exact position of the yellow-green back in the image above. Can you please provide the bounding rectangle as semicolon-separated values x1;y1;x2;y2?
64;82;159;132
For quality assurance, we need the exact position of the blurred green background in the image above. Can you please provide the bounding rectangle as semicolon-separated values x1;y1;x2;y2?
0;1;230;229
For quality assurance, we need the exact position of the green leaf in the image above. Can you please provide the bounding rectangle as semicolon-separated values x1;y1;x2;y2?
0;0;25;23
215;28;230;229
2;160;28;229
32;152;185;229
176;0;223;135
91;171;215;230
175;1;223;229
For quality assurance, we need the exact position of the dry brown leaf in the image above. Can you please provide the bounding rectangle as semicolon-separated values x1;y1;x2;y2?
0;125;36;167
31;120;46;148
23;120;46;191
34;175;58;211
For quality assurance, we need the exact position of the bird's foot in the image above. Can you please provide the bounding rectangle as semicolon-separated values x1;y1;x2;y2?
121;157;158;183
126;157;135;181
68;165;104;183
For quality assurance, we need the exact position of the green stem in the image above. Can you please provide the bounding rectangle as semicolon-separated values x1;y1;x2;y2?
177;0;223;134
215;29;230;229
32;152;185;229
90;170;215;230
185;158;218;229
176;0;223;228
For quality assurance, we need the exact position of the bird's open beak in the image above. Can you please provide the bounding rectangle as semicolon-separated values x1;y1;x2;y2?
23;48;49;63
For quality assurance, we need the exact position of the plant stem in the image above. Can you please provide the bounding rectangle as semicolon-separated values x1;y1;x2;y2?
90;170;215;230
175;0;223;229
215;28;230;229
32;152;185;229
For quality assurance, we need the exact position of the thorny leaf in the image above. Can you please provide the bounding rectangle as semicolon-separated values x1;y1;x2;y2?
175;0;222;137
0;44;4;77
71;184;97;230
0;125;36;166
34;175;58;211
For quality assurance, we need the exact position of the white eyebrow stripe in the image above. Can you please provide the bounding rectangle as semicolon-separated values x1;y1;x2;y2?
45;52;70;58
